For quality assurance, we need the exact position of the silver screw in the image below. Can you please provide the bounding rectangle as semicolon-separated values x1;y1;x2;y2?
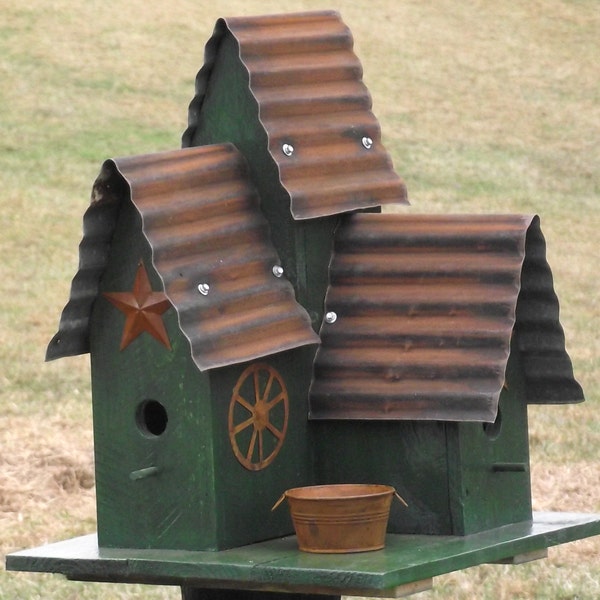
325;311;337;324
197;283;210;296
361;136;373;149
272;265;284;278
282;143;294;157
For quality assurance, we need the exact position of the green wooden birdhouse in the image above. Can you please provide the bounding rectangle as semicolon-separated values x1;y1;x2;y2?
46;10;584;556
47;144;324;551
46;11;407;553
309;212;584;536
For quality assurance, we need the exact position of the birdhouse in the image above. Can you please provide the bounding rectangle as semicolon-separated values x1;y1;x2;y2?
47;144;325;551
310;212;584;536
45;11;584;556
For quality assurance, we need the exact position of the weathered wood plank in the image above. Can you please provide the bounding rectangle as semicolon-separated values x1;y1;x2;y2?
6;513;600;595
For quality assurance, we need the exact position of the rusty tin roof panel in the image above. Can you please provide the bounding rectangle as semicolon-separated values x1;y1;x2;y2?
183;11;408;219
47;144;319;370
310;213;583;422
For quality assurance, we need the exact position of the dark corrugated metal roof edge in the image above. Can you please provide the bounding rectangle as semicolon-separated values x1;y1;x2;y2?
309;213;583;422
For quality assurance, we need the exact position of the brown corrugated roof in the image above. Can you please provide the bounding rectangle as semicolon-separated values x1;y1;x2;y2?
309;213;583;422
46;144;319;370
183;11;407;219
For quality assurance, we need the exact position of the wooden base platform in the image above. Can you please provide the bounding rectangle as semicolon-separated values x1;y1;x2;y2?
6;512;600;598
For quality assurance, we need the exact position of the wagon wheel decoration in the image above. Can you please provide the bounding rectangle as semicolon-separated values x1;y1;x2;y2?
228;363;289;471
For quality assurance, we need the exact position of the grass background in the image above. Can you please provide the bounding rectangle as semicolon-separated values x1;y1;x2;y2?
1;0;598;598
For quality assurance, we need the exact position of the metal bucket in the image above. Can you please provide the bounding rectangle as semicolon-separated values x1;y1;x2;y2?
275;484;398;553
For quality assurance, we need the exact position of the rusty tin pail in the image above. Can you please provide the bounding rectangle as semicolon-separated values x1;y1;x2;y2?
277;484;397;553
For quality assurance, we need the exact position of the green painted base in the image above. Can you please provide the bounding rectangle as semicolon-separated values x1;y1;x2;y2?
6;513;600;597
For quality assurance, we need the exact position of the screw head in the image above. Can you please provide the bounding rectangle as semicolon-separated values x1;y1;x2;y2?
197;283;210;296
282;143;294;157
272;265;284;278
361;136;374;149
325;311;338;324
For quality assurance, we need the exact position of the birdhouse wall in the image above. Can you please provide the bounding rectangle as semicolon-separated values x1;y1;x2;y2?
312;419;455;534
185;31;295;272
90;199;220;550
293;218;338;329
445;338;533;535
207;347;317;549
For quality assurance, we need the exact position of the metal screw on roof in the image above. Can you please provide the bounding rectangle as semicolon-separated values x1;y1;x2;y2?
325;311;338;324
282;143;294;157
272;265;284;278
361;136;374;149
197;283;210;296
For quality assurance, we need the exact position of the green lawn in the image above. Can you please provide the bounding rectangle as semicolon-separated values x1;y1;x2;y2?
1;1;598;598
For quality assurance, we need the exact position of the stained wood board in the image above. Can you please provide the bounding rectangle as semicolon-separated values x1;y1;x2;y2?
6;512;600;596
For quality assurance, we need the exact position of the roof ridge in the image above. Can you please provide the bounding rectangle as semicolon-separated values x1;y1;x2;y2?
46;146;319;368
182;11;407;219
310;212;582;421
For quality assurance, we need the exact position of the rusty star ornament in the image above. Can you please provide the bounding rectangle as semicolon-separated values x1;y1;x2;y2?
103;261;173;351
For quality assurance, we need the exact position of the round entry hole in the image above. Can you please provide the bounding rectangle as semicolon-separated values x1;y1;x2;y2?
137;400;168;437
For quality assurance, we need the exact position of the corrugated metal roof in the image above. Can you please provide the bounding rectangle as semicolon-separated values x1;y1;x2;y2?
309;213;583;422
46;144;319;370
182;11;408;219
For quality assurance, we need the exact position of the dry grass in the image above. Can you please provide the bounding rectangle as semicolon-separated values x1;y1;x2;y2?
1;1;598;598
